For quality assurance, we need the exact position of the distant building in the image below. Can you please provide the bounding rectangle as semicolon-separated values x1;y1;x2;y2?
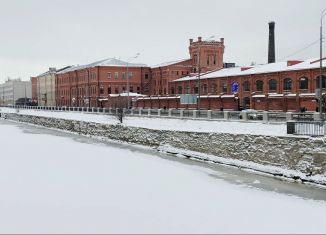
32;67;69;106
0;78;31;106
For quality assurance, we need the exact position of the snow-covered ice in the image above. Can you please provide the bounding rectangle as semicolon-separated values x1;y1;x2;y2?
0;108;287;136
0;119;325;234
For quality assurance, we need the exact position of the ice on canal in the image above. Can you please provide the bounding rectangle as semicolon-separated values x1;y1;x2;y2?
0;119;325;234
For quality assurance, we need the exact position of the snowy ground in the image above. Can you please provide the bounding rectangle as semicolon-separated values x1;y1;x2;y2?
0;107;287;136
0;120;325;234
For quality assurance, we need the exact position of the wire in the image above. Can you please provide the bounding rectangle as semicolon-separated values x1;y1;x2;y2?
279;38;320;61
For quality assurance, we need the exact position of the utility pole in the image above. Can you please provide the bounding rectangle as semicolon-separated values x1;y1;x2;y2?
319;9;326;120
127;53;140;109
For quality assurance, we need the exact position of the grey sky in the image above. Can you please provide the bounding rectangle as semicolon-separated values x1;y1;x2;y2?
0;0;325;82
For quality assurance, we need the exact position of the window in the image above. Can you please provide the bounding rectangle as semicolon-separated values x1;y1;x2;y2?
186;86;191;94
108;86;112;94
137;86;140;93
202;84;208;94
114;72;119;80
115;86;119;94
316;75;326;89
122;86;126;92
100;86;104;95
222;83;227;93
211;83;217;94
122;72;126;79
178;86;183;94
299;77;308;89
128;72;133;79
145;74;149;79
283;78;292;91
269;79;277;91
130;86;134;93
194;86;199;94
256;80;263;91
171;87;175;95
243;81;250;92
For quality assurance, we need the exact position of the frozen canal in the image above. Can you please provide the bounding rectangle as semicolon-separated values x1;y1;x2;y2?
0;119;326;234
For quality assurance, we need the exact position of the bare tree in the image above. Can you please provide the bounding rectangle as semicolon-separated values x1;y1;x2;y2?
114;95;127;123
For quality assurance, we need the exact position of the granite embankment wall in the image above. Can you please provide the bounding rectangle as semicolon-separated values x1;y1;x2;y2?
1;113;326;179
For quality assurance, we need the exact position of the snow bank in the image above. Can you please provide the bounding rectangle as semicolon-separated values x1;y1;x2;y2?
0;107;287;136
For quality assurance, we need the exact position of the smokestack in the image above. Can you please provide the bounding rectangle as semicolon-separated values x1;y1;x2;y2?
268;21;275;64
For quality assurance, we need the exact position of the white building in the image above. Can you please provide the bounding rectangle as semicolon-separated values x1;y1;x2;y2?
33;67;69;106
35;68;57;106
0;78;31;106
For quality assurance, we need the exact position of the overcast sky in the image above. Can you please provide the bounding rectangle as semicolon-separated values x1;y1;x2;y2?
0;0;325;82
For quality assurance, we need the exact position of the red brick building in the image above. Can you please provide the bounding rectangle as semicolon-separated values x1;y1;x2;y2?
55;58;151;108
136;58;326;112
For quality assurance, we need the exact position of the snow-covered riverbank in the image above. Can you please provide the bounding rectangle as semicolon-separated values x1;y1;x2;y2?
0;120;326;234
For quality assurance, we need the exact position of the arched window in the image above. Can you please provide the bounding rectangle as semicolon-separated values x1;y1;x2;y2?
222;83;227;93
243;81;250;92
299;77;308;90
283;78;292;91
269;79;277;91
256;80;263;91
316;75;326;89
211;83;217;94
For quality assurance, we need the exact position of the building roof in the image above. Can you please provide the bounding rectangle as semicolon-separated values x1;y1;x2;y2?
173;58;326;82
56;58;148;74
151;59;190;69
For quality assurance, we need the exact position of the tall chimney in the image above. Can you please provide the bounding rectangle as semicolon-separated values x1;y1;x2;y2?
268;21;275;64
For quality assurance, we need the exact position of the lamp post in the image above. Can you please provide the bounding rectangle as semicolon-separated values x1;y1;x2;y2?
319;9;326;119
197;36;214;112
126;53;140;109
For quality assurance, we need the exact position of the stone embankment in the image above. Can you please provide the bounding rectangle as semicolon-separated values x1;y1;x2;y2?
1;112;326;186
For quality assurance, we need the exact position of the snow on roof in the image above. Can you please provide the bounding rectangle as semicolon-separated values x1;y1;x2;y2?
109;92;146;97
57;58;147;74
173;58;326;82
151;59;190;68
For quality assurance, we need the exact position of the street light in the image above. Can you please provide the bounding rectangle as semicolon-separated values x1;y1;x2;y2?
126;53;140;109
197;35;215;112
319;8;326;119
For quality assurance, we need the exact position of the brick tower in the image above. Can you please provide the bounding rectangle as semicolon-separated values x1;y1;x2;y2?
189;36;225;73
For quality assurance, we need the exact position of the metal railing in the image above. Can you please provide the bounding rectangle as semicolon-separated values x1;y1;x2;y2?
287;121;325;136
1;105;325;128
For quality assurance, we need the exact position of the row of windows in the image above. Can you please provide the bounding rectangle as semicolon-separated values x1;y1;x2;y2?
152;71;189;79
57;73;97;84
107;72;133;80
173;76;326;95
193;54;218;66
246;77;322;92
58;86;141;97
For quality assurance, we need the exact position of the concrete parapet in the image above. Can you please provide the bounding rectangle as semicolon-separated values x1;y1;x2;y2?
286;112;292;121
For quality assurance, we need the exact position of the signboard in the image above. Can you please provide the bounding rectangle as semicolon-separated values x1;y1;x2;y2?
180;94;197;105
231;81;239;94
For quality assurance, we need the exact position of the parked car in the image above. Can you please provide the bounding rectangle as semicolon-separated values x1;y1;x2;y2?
240;109;263;120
